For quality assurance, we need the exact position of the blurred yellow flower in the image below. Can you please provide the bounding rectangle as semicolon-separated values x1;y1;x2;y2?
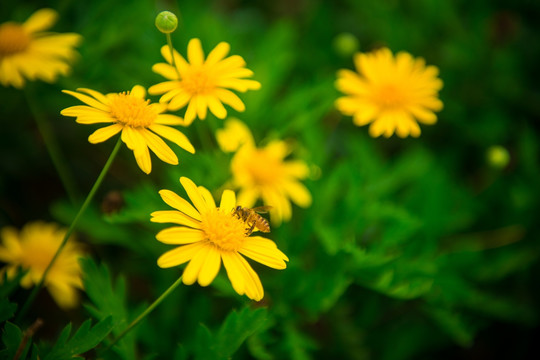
219;119;311;224
61;85;195;174
0;8;82;88
0;222;84;309
335;47;443;138
151;177;288;301
149;39;261;125
215;117;254;153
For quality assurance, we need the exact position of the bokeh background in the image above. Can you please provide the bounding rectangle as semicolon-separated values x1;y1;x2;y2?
1;0;540;359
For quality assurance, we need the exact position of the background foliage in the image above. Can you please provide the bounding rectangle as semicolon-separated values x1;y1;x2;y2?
1;0;540;359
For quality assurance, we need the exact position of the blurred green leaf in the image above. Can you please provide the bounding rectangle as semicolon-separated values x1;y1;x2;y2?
42;317;113;360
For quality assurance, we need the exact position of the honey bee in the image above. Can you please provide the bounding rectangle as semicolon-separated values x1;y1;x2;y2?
232;206;272;235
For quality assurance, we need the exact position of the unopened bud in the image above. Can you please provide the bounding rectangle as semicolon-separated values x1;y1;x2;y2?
333;32;359;58
155;11;178;34
487;145;510;169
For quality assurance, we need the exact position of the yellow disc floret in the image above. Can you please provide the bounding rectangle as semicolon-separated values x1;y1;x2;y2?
0;23;30;56
201;208;246;251
109;92;157;128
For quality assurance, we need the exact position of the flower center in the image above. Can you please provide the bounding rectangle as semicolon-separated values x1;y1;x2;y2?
375;84;406;109
20;241;56;275
0;23;31;57
182;68;215;95
201;208;247;251
244;149;282;186
109;92;157;128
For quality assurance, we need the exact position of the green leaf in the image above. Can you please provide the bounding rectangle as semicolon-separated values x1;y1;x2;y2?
0;298;17;323
80;258;136;360
0;322;26;360
42;317;113;360
0;267;26;299
194;307;269;360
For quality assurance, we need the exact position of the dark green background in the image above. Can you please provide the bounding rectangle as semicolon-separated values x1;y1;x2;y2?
1;0;539;359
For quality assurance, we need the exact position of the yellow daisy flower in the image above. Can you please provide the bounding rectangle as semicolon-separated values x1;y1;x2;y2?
61;85;195;174
335;47;443;138
215;117;255;153
0;8;82;88
151;177;289;301
149;38;261;125
218;119;312;224
0;221;84;309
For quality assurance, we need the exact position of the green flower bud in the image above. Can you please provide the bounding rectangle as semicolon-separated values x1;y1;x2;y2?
487;145;510;169
333;32;359;58
155;11;178;34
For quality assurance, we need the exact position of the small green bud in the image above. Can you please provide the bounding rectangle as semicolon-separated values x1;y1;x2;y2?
487;145;510;169
155;11;178;34
333;32;359;58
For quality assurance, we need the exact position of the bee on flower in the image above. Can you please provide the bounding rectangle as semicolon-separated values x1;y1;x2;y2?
151;177;288;301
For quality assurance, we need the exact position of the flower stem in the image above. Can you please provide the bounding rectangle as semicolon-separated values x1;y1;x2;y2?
101;275;183;354
166;33;181;79
25;86;79;204
16;137;123;322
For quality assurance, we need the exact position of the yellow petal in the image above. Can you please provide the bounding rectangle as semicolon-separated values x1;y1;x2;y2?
197;247;221;286
197;186;217;209
207;96;227;119
157;242;204;268
219;190;236;212
182;244;210;285
158;189;201;220
238;245;288;270
23;8;58;33
149;124;195;154
148;81;179;95
131;85;146;99
88;124;122;143
196;96;208;120
140;129;178;165
206;42;230;65
180;177;210;214
282;181;312;208
221;252;245;296
167;91;191;111
121;127;151;174
152;63;178;80
183;99;197;125
236;254;264;301
62;90;110;112
187;38;204;66
150;210;201;229
76;88;110;105
156;227;205;244
155;114;185;126
215;89;245;111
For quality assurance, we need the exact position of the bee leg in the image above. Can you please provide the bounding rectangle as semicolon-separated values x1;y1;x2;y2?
246;222;255;236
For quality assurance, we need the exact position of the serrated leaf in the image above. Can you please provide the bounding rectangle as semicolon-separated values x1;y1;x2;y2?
194;307;269;360
0;322;25;359
0;298;17;323
42;317;113;360
81;258;136;360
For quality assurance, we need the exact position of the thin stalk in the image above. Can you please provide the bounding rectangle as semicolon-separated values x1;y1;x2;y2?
166;33;181;79
25;87;79;204
101;275;184;354
16;137;123;321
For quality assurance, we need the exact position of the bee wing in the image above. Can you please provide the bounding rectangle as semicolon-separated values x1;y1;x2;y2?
251;206;272;214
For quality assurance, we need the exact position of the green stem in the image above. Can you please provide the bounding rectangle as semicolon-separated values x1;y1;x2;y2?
16;137;123;321
25;87;79;204
166;33;181;79
101;275;183;354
